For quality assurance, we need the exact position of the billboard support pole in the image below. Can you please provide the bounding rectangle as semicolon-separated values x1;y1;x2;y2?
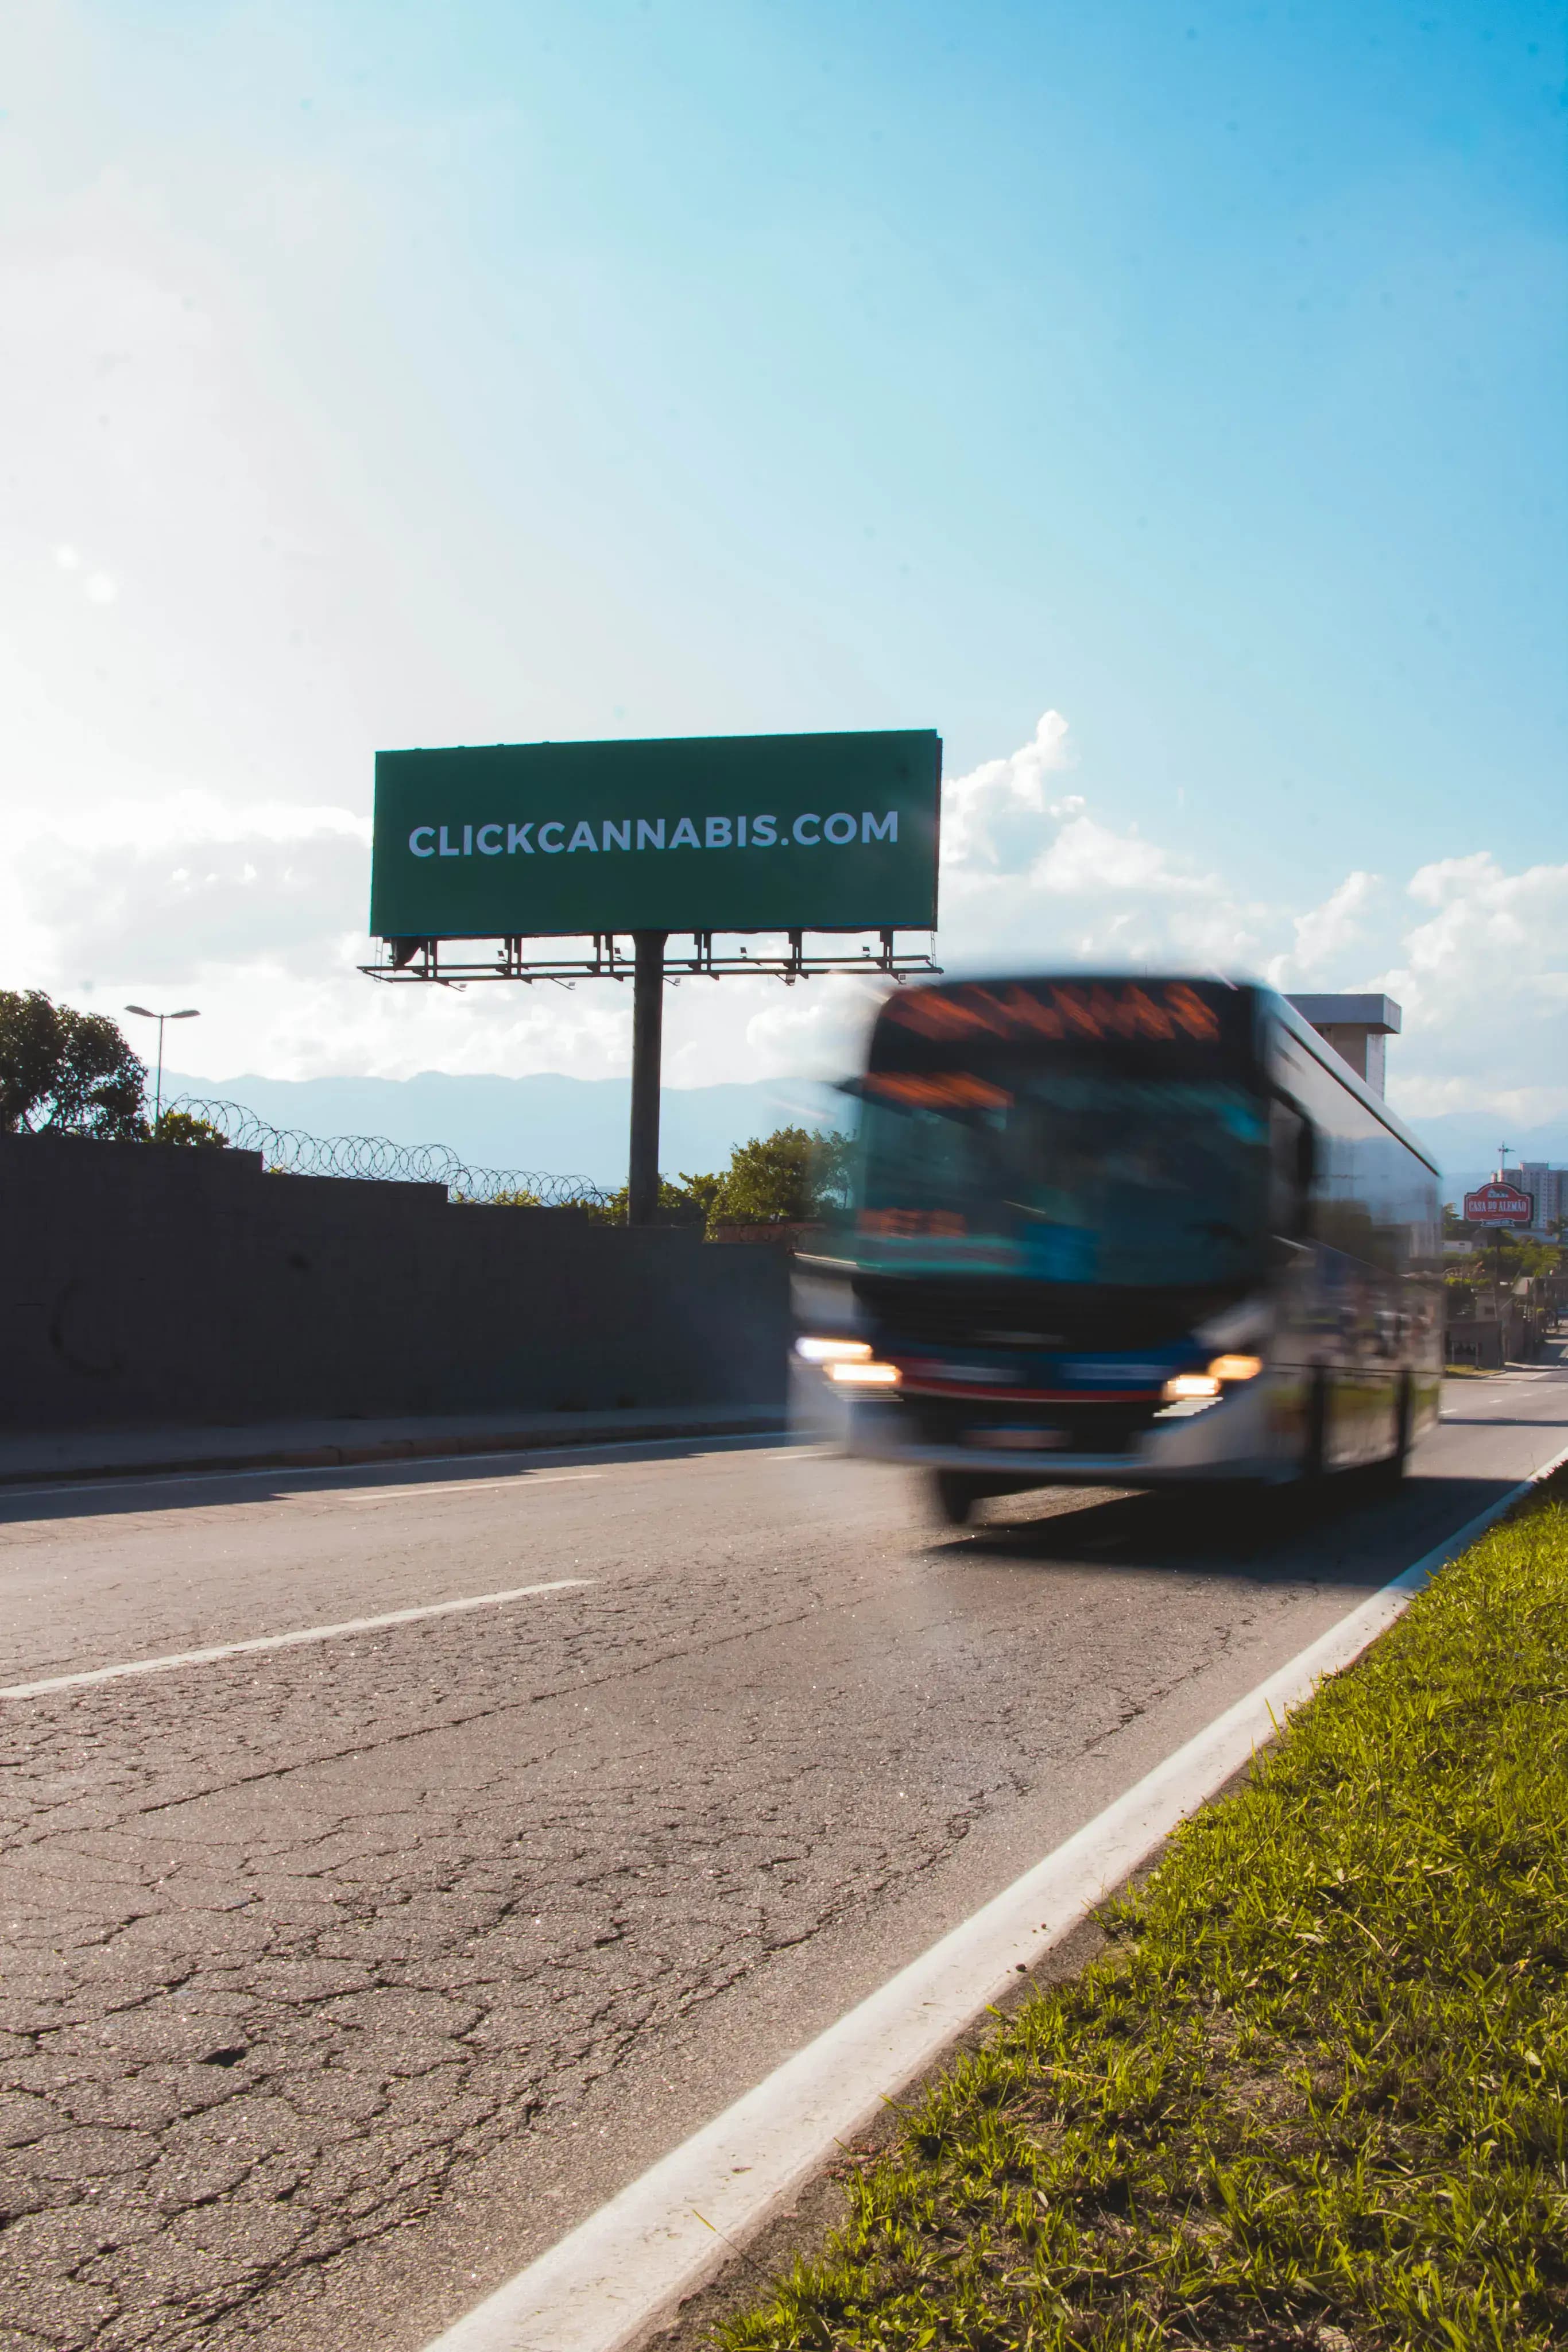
628;930;667;1225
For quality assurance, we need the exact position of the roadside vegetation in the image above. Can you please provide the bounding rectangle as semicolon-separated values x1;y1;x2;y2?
0;988;230;1147
719;1474;1568;2351
586;1125;854;1235
0;984;148;1138
1441;1202;1564;1305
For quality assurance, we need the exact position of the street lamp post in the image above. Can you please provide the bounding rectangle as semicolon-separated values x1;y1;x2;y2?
123;1005;200;1133
1493;1142;1513;1326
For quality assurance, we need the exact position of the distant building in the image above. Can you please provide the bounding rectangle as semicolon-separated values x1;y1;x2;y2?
1285;994;1401;1098
1501;1163;1568;1238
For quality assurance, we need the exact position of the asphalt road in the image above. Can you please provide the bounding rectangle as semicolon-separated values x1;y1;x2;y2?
2;1361;1565;2352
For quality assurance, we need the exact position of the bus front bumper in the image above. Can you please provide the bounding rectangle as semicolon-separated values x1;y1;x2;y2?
793;1368;1292;1486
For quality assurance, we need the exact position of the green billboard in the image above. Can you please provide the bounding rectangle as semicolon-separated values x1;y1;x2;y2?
370;729;941;939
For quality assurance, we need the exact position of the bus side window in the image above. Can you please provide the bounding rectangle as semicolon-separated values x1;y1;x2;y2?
1271;1104;1314;1240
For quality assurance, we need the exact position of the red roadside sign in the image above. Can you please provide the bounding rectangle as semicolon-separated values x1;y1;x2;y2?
1464;1182;1534;1225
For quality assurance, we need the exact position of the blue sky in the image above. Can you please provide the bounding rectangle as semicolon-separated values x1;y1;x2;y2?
2;0;1565;1121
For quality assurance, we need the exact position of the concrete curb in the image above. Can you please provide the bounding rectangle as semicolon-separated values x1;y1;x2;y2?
0;1411;787;1494
421;1439;1568;2352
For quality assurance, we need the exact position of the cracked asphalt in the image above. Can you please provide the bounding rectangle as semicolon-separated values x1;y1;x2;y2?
2;1367;1565;2352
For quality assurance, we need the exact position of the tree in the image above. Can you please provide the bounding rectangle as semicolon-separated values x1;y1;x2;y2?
579;1128;855;1231
0;990;146;1139
585;1174;712;1228
807;1128;855;1218
675;1169;724;1226
707;1126;855;1230
152;1108;230;1150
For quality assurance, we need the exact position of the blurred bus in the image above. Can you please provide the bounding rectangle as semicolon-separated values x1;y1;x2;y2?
793;974;1442;1522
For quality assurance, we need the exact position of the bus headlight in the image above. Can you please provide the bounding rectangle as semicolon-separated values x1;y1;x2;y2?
828;1359;902;1388
1161;1356;1263;1404
796;1337;872;1364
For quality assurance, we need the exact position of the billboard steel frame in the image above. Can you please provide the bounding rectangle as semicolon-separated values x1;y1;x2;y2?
362;928;941;1225
360;927;938;987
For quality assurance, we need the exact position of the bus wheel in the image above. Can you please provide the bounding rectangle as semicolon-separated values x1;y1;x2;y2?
932;1471;984;1527
1374;1375;1412;1490
1300;1367;1328;1488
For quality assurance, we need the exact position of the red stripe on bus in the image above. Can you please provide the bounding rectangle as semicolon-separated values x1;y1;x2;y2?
897;1383;1165;1403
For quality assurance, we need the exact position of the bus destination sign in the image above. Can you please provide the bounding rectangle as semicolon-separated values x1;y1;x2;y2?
881;977;1232;1046
370;729;942;941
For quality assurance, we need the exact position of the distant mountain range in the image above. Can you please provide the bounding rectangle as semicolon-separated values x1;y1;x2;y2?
166;1069;1568;1202
1386;1109;1568;1206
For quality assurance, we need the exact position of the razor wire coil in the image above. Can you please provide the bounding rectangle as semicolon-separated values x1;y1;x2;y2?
169;1097;610;1208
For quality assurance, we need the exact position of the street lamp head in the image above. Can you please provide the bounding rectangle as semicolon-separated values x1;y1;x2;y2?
125;1005;154;1018
172;1009;200;1019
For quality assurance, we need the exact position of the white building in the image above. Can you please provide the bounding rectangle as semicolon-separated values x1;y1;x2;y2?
1501;1162;1568;1238
1285;993;1400;1097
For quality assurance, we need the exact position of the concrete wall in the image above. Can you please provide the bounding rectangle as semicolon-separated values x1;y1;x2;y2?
0;1135;789;1430
1445;1311;1547;1369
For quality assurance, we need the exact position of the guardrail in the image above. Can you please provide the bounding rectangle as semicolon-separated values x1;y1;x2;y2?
168;1096;610;1209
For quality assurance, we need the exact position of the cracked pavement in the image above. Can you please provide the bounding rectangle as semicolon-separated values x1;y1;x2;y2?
2;1375;1565;2350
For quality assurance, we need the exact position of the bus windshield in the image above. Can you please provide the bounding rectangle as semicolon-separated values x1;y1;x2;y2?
857;1069;1270;1289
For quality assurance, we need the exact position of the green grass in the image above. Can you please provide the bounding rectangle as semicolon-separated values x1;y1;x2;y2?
718;1476;1568;2351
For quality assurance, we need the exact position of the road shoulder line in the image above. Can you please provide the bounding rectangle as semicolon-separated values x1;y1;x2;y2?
421;1442;1568;2352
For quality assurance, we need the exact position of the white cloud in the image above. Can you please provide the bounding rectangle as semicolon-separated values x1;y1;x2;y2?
734;971;889;1089
18;818;368;981
1032;808;1209;899
934;720;1568;1124
3;717;1565;1127
940;707;1075;872
1372;853;1568;1123
935;714;1265;977
1268;869;1383;982
942;711;1217;903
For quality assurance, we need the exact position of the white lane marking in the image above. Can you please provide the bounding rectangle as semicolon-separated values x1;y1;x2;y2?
0;1432;791;1509
332;1473;603;1506
421;1440;1568;2352
0;1580;593;1700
